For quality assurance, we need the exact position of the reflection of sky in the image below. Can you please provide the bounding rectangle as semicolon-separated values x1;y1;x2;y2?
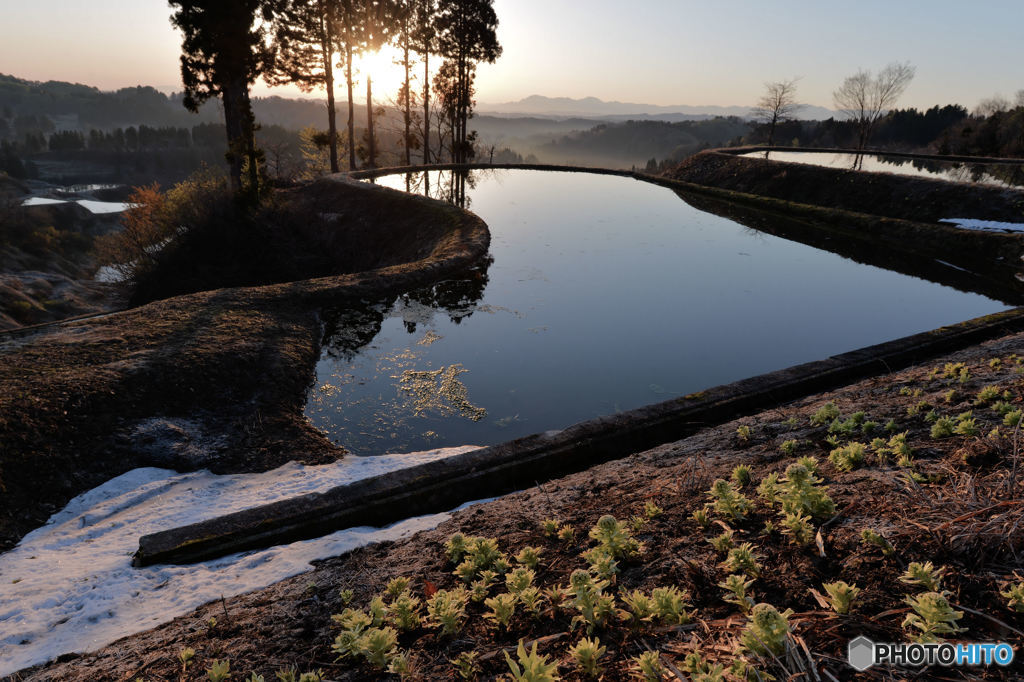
743;151;1024;188
306;170;1009;456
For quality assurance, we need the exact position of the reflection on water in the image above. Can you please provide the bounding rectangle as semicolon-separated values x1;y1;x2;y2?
305;170;1011;455
742;151;1024;188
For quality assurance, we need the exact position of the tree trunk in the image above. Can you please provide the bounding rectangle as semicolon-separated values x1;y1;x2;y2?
422;52;430;164
403;41;411;166
366;76;376;168
322;8;339;173
221;72;255;197
345;45;356;171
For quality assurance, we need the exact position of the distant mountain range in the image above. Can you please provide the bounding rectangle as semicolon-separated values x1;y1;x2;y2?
478;95;835;121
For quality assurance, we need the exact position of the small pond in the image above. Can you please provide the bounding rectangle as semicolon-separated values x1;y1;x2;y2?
305;169;1012;455
740;150;1024;188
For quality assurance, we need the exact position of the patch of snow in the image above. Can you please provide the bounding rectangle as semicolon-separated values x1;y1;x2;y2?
940;218;1024;233
21;197;68;207
75;199;132;214
0;446;480;676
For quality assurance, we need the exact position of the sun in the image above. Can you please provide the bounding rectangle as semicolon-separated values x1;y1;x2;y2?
354;45;411;99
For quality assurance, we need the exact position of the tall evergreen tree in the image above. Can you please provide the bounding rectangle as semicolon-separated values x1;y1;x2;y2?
168;0;281;197
412;0;437;164
270;0;343;173
435;0;501;164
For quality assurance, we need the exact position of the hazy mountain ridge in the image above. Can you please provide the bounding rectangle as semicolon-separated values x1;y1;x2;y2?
479;94;835;121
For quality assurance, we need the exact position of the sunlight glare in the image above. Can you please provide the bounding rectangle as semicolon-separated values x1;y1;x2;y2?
354;45;410;99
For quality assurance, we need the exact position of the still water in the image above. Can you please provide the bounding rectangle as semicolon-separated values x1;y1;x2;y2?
740;150;1024;188
305;170;1010;455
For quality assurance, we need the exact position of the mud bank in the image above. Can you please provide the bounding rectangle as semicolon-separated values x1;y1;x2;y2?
0;176;490;551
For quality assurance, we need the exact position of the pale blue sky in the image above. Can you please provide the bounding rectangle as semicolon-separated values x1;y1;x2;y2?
1;0;1021;109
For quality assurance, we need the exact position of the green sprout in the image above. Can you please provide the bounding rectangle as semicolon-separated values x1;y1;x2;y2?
426;588;469;636
569;637;607;678
861;528;895;556
206;660;230;682
385;577;411;599
582;547;619;582
899;561;946;592
644;500;664;519
731;464;753;488
505;640;559;682
709;528;735;553
721;543;761;577
557;524;576;545
484;592;517;629
741;603;793;657
931;417;955;439
810;401;840;426
451;651;480;681
357;627;399;669
828;441;866;472
1000;581;1024;611
707;479;754;521
903;592;966;643
631;651;665;682
515;545;543;570
736;424;752;441
568;569;616;633
976;385;1001;404
1005;410;1023;427
692;506;711;528
719;573;755;613
618;589;654;627
588;515;643;559
756;472;781;505
779;463;835;519
445;532;470;563
822;581;860;614
779;439;798;456
386;590;422;631
651;585;691;625
541;519;560;537
779;511;815;547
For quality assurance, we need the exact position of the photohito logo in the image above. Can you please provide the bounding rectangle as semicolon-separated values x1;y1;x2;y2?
848;636;1015;671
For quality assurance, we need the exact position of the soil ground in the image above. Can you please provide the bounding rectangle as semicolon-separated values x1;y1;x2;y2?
17;329;1024;681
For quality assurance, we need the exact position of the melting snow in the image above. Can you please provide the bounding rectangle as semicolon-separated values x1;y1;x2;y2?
0;447;480;676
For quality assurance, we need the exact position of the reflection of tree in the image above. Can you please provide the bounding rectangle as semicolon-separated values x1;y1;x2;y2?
320;255;492;358
869;155;1024;188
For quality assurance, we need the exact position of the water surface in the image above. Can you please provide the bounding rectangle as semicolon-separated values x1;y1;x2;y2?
305;170;1010;455
740;150;1024;187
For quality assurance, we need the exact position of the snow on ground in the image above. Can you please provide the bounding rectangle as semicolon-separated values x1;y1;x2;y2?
941;218;1024;233
0;447;481;677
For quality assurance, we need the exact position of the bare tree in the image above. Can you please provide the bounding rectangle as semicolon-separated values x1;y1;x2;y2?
975;94;1010;117
833;62;915;152
750;78;802;149
1015;90;1024;108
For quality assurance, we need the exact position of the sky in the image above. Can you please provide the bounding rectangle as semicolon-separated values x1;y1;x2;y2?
1;0;1021;111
